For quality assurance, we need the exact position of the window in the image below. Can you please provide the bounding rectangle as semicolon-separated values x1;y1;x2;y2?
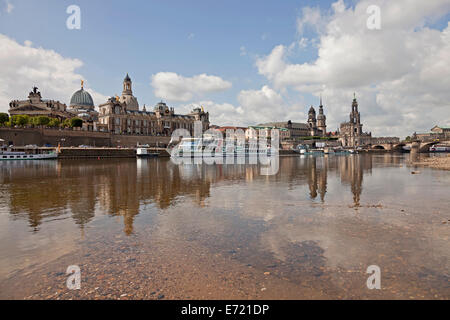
115;106;120;114
115;118;120;125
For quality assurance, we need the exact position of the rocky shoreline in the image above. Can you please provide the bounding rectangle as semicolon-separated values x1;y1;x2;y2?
410;155;450;170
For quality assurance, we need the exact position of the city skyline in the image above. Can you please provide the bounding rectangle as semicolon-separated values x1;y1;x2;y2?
0;0;449;138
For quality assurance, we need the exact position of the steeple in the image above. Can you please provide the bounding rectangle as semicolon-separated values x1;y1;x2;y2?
123;73;132;95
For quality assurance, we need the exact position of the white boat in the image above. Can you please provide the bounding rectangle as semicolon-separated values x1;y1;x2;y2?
430;145;450;152
167;135;273;158
0;151;58;160
136;148;159;158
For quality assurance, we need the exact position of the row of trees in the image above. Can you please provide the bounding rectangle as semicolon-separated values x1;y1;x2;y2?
0;113;83;128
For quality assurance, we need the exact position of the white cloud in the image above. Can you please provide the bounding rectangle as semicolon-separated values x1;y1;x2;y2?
256;0;450;137
177;86;308;127
151;72;232;102
187;33;195;40
0;34;108;113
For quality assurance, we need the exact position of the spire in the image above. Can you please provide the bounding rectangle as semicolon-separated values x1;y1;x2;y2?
320;94;322;107
81;79;84;89
353;92;356;100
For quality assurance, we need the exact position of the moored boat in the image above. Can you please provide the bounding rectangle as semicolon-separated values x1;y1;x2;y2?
136;148;159;158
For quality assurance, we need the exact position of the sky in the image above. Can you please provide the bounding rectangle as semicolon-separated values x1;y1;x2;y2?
0;0;449;138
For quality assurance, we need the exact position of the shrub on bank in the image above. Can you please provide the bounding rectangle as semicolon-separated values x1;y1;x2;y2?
0;113;9;126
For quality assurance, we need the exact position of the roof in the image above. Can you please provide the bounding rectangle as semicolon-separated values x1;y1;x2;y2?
70;88;94;108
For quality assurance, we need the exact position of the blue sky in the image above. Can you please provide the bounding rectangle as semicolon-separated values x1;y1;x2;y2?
1;0;322;104
1;0;449;137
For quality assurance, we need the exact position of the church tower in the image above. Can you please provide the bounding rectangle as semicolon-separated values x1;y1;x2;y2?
349;93;362;136
123;73;133;95
317;96;327;136
120;73;139;111
308;106;317;136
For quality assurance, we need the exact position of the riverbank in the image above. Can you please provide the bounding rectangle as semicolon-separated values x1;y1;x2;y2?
410;154;450;170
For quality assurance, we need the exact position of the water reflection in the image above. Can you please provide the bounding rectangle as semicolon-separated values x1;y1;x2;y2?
0;155;389;234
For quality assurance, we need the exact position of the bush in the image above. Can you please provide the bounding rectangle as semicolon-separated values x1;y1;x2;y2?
11;115;30;126
0;113;9;125
48;118;61;128
70;118;83;128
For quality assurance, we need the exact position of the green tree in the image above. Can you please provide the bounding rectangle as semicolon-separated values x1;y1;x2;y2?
0;113;9;125
70;118;83;128
405;136;411;141
36;116;50;126
11;115;30;126
62;119;71;128
48;118;61;128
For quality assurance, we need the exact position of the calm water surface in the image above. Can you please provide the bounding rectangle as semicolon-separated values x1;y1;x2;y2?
0;154;448;299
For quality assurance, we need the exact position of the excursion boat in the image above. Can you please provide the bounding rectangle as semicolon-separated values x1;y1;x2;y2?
167;135;274;158
136;148;159;158
0;150;58;160
430;145;450;152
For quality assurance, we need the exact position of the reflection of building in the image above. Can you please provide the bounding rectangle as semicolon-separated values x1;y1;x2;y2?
339;95;372;147
8;87;74;120
97;74;209;135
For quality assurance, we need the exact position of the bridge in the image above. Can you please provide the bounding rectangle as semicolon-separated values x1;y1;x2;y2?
370;136;450;152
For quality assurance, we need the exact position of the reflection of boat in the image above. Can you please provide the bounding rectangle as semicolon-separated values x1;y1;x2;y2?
349;149;358;154
136;148;159;158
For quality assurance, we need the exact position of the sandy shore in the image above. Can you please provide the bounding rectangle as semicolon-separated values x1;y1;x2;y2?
410;155;450;170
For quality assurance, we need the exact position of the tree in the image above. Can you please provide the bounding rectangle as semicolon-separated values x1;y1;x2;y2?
11;115;30;126
48;118;61;128
0;113;9;125
70;118;83;128
35;116;50;126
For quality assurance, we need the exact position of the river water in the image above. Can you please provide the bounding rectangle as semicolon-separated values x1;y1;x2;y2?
0;154;448;299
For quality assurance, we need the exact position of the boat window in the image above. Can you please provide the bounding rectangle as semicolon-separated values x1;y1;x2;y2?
2;156;6;159
10;156;14;158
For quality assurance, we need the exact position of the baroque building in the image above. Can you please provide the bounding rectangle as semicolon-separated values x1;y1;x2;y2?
97;74;209;135
8;87;74;120
259;97;328;139
69;81;99;128
339;94;372;147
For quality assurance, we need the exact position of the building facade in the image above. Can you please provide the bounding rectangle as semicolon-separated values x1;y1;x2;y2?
258;98;328;140
97;75;209;136
8;87;74;120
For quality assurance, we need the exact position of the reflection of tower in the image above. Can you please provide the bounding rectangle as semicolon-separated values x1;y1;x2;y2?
339;155;366;206
317;96;327;137
308;157;318;199
317;158;328;201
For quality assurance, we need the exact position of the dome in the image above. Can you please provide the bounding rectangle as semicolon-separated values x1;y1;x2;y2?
70;88;94;109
